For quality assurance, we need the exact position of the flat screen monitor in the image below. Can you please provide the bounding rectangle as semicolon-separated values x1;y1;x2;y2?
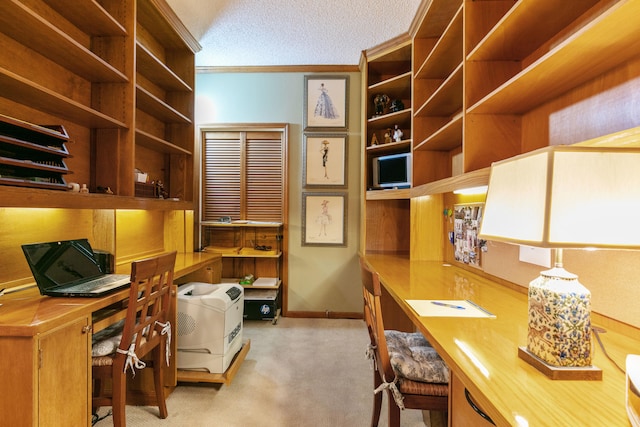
372;152;411;189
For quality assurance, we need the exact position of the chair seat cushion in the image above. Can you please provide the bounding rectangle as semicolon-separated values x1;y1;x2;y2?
92;319;125;357
385;330;449;384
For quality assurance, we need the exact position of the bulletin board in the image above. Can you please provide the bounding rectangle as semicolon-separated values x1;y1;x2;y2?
453;203;484;268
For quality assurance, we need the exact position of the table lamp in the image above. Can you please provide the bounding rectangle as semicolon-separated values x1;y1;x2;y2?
478;145;640;380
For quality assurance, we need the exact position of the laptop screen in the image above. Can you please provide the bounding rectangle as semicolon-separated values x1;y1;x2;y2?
22;239;103;290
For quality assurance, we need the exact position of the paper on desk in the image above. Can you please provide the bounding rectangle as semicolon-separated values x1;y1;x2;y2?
253;277;278;287
406;300;495;318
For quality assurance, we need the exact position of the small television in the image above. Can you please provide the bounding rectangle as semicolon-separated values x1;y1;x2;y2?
371;152;411;189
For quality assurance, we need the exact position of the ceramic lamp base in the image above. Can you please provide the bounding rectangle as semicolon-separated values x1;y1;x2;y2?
527;266;592;367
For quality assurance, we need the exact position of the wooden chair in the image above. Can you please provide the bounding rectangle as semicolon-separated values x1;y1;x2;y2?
92;251;177;426
360;257;449;427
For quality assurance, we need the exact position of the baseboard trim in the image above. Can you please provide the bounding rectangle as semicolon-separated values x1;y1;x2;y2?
285;310;363;320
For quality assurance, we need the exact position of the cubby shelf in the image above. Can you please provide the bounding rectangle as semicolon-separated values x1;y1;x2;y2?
468;0;640;115
368;71;412;99
1;1;128;83
0;68;127;129
135;129;192;155
414;5;462;80
414;64;462;117
413;113;462;152
367;109;412;128
43;0;128;36
136;85;192;124
136;42;192;92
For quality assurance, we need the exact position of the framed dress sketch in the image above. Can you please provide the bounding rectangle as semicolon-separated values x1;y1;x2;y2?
302;192;347;246
303;75;349;131
303;133;347;188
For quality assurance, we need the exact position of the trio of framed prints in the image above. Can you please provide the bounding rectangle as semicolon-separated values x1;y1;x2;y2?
301;75;349;247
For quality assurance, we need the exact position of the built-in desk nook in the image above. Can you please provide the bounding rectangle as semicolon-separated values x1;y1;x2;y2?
0;251;250;427
363;254;640;427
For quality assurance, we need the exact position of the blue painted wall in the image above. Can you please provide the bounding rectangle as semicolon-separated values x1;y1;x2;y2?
195;71;363;314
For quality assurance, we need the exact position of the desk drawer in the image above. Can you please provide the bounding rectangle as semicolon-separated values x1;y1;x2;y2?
450;372;495;426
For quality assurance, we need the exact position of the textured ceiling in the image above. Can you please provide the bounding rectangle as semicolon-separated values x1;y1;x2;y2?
166;0;421;67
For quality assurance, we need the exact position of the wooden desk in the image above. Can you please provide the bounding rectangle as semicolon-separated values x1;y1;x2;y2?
0;252;220;427
364;254;638;427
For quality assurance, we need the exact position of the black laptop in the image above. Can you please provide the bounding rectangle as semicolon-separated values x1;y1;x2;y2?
21;238;130;297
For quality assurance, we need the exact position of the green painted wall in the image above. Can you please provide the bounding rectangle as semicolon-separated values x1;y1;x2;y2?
196;71;363;315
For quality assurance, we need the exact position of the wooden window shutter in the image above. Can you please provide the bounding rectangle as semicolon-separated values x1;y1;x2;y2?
246;131;284;222
202;131;242;221
202;127;285;223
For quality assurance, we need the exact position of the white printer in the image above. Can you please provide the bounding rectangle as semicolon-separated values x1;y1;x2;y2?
177;282;244;374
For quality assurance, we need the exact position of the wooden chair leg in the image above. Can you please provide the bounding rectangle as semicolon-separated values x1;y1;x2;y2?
371;370;382;427
92;377;102;415
387;392;401;427
112;366;127;427
153;347;168;419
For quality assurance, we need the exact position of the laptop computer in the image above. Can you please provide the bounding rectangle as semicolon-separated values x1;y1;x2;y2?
21;238;130;297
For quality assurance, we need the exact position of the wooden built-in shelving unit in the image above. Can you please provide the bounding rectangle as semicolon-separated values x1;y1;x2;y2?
361;0;640;259
0;0;201;207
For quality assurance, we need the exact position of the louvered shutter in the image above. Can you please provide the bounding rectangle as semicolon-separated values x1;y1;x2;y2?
202;128;284;223
202;131;242;221
246;131;284;222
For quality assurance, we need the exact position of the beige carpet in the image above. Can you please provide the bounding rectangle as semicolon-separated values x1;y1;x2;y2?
94;317;429;427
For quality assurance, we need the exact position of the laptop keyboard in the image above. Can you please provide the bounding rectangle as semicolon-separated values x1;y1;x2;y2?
68;275;127;292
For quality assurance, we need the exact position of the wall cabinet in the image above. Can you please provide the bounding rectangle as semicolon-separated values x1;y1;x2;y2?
0;0;200;208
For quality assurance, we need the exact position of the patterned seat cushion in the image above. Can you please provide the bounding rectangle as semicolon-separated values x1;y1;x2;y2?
385;330;449;384
91;319;125;357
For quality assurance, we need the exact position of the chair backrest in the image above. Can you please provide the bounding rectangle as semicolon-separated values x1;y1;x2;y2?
360;257;396;383
117;251;177;365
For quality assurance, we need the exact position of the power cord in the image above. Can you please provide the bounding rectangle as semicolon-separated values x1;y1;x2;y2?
592;326;626;374
92;410;112;425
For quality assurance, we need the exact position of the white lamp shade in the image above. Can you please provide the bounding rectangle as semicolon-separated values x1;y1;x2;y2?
479;145;640;249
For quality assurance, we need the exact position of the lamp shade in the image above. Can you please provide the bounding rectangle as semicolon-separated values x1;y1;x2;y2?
479;145;640;249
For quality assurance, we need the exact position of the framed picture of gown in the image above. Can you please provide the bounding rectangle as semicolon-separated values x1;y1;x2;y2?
303;133;347;188
303;75;349;131
301;192;347;246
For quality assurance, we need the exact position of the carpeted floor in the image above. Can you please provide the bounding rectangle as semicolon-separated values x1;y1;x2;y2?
94;317;430;427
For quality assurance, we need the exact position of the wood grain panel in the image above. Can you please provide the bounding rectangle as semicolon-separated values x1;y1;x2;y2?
410;194;443;261
365;199;411;254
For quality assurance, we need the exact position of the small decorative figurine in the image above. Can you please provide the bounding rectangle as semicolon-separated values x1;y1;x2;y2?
384;128;392;144
370;133;379;146
390;99;405;112
393;125;403;142
373;94;390;116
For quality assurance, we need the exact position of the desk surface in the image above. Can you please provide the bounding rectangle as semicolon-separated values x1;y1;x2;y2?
365;254;637;427
0;251;220;336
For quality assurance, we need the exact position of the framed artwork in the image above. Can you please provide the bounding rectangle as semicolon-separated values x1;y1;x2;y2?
302;192;347;246
304;75;349;131
453;203;484;268
303;133;347;188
